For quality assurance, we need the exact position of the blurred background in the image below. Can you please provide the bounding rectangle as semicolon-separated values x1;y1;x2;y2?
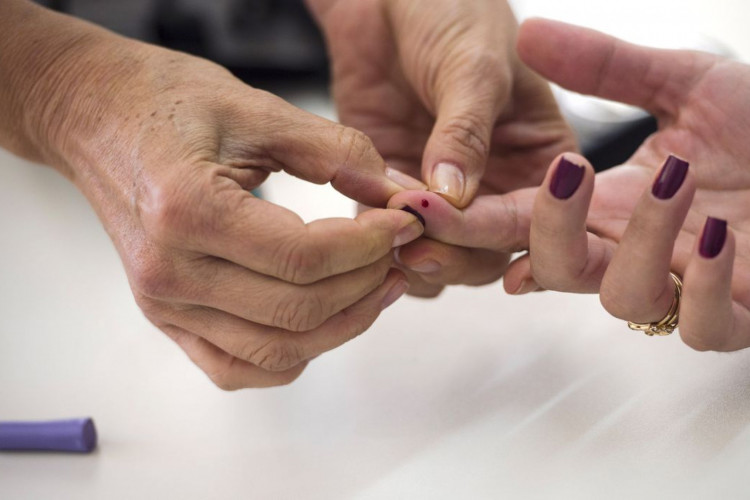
31;0;742;172
34;0;329;83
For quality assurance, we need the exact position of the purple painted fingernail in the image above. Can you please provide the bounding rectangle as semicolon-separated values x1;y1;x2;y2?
652;155;689;199
699;217;727;258
549;157;585;199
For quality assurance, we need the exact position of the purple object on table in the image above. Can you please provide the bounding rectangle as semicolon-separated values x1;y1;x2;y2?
0;418;97;453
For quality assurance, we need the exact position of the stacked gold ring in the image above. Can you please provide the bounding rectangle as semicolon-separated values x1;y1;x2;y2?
627;272;682;336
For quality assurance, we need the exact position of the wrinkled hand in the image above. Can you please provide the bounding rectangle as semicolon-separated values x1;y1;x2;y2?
389;19;750;351
306;0;576;296
40;27;424;388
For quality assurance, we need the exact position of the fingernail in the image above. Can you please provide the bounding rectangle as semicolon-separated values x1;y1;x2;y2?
652;154;689;200
381;280;409;310
408;259;441;274
400;206;426;227
549;156;585;199
511;279;541;295
430;162;465;204
386;167;427;190
393;217;424;247
699;217;727;258
393;246;404;266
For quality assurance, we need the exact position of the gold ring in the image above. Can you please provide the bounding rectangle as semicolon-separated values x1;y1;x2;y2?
627;272;682;336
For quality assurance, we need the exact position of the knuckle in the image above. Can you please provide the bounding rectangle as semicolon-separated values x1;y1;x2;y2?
599;286;633;320
276;235;328;285
129;252;179;299
137;180;195;245
136;169;230;246
530;262;574;293
601;274;673;323
244;336;304;372
272;290;328;332
473;52;508;85
440;114;490;163
337;126;378;169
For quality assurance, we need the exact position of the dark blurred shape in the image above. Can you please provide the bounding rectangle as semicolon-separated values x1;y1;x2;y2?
583;116;658;172
33;0;329;86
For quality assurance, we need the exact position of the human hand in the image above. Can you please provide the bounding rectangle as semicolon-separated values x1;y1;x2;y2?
306;0;576;295
389;19;750;350
512;152;748;350
16;9;424;388
506;19;750;350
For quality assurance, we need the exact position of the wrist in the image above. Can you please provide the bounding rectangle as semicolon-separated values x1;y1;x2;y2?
0;1;144;179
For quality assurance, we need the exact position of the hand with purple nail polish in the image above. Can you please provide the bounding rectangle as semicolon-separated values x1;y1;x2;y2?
498;19;750;351
387;18;750;352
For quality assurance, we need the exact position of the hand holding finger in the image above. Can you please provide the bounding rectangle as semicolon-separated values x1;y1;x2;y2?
387;188;536;253
52;39;429;389
385;188;534;291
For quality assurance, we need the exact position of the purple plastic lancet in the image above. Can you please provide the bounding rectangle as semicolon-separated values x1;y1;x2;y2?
0;417;97;453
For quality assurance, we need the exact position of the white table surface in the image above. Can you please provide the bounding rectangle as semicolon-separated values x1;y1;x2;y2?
2;2;750;499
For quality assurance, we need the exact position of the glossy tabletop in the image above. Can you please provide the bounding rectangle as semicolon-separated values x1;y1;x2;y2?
2;1;750;498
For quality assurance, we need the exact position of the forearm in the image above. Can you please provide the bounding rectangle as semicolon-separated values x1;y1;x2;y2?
0;0;141;179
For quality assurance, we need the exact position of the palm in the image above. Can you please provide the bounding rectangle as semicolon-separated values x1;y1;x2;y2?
585;59;750;302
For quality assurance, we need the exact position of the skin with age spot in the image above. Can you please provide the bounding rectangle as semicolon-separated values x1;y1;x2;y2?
0;0;427;389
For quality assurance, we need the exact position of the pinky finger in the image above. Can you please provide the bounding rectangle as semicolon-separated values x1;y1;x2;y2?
680;218;750;351
162;325;307;390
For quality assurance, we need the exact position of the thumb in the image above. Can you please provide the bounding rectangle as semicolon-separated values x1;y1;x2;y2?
516;18;714;117
227;90;422;208
422;69;509;208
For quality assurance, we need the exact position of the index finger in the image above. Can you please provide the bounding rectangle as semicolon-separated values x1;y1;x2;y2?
387;188;537;254
144;171;424;284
